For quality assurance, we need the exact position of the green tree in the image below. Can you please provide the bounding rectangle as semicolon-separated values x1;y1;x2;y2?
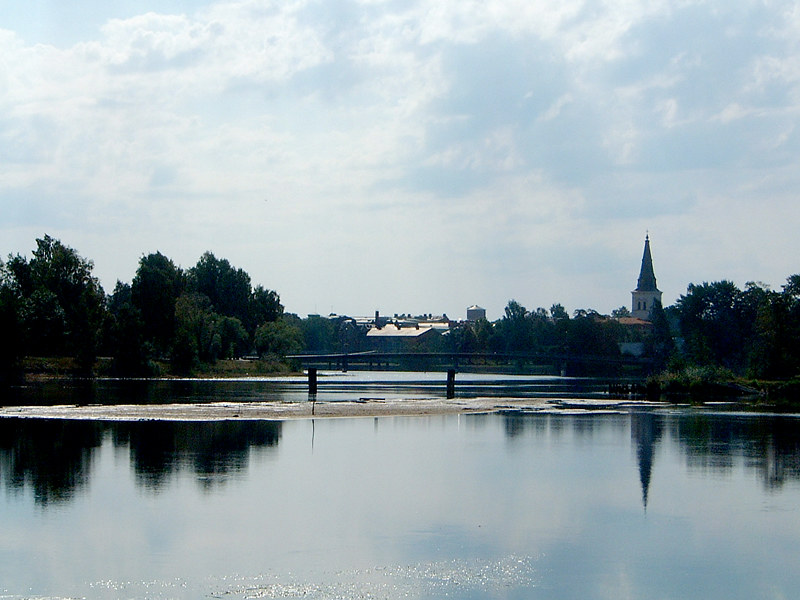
4;236;106;371
611;306;631;318
106;281;152;376
111;302;152;376
215;315;249;359
643;301;675;371
255;317;303;358
745;280;800;379
132;252;184;355
173;293;217;368
21;288;68;355
500;299;532;352
248;285;283;334
472;317;494;353
564;312;622;376
450;322;478;354
0;263;24;382
189;252;252;324
550;303;569;321
300;315;337;354
675;281;752;372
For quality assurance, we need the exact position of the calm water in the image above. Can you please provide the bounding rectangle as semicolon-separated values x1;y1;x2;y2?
1;375;800;599
2;371;609;406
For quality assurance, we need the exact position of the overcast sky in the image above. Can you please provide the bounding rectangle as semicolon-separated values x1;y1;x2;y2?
2;0;799;320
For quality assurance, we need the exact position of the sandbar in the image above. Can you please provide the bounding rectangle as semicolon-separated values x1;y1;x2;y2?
0;397;657;421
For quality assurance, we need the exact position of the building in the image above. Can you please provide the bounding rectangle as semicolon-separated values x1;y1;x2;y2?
466;305;486;321
631;234;662;321
366;323;442;352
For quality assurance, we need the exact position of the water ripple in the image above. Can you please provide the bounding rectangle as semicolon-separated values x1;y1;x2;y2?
210;555;539;600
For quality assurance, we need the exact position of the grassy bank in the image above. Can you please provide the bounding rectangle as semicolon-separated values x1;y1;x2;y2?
173;357;299;378
647;365;800;410
17;356;300;380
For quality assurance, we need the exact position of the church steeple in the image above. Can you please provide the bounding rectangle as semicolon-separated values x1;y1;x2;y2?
631;234;662;320
636;234;659;292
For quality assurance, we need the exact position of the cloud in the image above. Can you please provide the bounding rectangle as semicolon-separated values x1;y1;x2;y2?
2;0;800;318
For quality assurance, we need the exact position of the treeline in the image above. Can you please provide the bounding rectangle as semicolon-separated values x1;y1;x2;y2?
670;278;800;380
466;278;800;381
0;235;287;378
2;235;799;383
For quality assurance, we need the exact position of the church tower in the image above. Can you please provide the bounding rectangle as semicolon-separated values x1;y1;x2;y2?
631;234;662;320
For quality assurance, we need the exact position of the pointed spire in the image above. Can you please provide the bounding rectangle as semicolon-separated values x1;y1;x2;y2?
636;234;659;292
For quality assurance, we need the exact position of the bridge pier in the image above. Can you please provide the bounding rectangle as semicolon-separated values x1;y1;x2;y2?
447;369;456;399
308;367;318;393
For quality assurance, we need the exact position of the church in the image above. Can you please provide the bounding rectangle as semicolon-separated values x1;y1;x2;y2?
631;234;662;321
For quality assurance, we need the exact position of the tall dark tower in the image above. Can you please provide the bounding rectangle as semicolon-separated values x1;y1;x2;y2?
631;234;662;320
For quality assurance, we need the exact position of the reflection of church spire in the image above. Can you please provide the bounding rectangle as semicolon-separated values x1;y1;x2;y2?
631;411;663;511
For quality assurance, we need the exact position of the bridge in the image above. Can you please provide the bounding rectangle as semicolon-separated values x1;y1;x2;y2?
286;350;652;376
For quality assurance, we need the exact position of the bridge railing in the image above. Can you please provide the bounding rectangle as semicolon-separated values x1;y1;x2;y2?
286;350;652;376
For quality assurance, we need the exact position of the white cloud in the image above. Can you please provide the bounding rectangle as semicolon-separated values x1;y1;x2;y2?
2;0;800;318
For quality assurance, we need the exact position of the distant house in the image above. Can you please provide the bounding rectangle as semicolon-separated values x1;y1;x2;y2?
366;323;441;352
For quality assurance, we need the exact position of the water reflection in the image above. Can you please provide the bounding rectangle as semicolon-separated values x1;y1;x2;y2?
3;373;612;408
0;419;103;505
498;410;800;506
670;413;800;489
0;419;282;502
631;410;663;509
2;409;800;600
113;420;282;491
2;410;800;510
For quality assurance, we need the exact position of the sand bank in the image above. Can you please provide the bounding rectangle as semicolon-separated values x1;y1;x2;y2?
0;397;658;421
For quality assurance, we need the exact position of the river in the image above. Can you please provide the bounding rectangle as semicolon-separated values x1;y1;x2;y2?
1;372;799;599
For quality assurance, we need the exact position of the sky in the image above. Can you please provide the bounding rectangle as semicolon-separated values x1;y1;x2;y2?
2;0;799;321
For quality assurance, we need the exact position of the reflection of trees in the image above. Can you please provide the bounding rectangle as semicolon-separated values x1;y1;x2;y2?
503;410;800;505
113;420;282;491
502;413;568;438
503;414;526;437
671;414;800;489
0;419;283;504
0;418;104;505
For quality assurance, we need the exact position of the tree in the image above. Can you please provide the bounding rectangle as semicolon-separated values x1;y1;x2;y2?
744;280;800;379
254;317;303;358
450;323;478;354
111;302;152;376
0;263;24;382
215;316;249;359
612;306;631;318
248;285;283;335
504;299;527;322
644;301;675;371
189;252;251;324
472;317;495;353
675;281;751;372
500;299;533;352
3;236;106;371
132;252;184;355
173;293;217;369
550;303;569;321
300;315;337;354
106;281;152;376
